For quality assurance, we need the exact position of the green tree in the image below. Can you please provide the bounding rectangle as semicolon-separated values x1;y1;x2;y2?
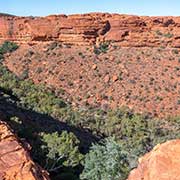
41;131;84;172
80;138;129;180
0;41;19;62
0;41;18;54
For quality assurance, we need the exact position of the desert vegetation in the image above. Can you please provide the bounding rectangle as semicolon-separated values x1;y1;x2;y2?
0;41;180;179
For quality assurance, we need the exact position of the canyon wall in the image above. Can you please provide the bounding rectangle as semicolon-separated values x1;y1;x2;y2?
0;120;50;180
1;13;180;47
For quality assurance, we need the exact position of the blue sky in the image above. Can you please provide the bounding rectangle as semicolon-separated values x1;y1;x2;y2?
1;0;180;16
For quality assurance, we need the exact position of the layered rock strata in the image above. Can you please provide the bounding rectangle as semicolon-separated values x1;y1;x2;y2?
1;13;180;47
0;121;49;180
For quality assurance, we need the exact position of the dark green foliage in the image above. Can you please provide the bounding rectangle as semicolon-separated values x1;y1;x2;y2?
53;168;80;180
81;138;129;180
41;131;84;172
0;65;67;115
0;53;4;62
8;115;83;180
104;109;180;169
0;41;19;62
172;49;179;54
94;42;109;55
0;41;19;54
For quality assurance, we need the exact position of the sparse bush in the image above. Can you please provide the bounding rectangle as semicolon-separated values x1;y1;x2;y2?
10;116;22;124
164;32;173;38
36;67;43;74
47;42;58;51
78;52;85;58
94;42;109;55
172;49;179;54
19;69;29;80
177;99;180;105
155;30;163;36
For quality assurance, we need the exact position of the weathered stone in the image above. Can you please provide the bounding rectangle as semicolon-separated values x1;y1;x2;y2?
112;75;118;82
92;64;97;70
104;75;110;83
128;139;180;180
0;121;49;180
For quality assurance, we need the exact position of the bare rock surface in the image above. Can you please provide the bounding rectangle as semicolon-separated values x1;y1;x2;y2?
128;139;180;180
0;120;49;180
1;13;180;47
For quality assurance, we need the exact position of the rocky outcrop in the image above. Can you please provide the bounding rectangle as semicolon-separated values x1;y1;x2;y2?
128;139;180;180
0;120;49;180
1;13;180;47
0;13;109;45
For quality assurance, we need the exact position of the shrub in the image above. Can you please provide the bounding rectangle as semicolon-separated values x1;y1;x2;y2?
0;65;67;115
155;30;163;36
164;32;173;38
0;41;18;63
41;131;84;172
19;69;29;80
80;138;129;180
0;53;4;62
99;42;109;53
172;49;179;54
0;41;19;54
102;108;180;168
94;42;109;55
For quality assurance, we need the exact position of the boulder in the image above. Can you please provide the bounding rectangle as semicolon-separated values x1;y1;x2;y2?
128;139;180;180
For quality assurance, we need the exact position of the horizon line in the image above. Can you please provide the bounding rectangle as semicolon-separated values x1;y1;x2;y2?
1;11;180;18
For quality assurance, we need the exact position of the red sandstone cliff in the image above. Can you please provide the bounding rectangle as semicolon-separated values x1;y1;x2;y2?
0;120;50;180
128;139;180;180
1;13;180;47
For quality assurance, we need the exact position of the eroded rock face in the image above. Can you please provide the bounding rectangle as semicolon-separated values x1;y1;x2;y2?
128;139;180;180
1;13;180;47
0;13;109;45
0;121;49;180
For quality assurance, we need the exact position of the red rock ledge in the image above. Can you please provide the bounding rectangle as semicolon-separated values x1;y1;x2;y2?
1;13;180;47
0;121;49;180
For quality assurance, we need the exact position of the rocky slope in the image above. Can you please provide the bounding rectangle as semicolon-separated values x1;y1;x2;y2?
1;13;180;47
128;139;180;180
0;120;49;180
4;43;180;117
